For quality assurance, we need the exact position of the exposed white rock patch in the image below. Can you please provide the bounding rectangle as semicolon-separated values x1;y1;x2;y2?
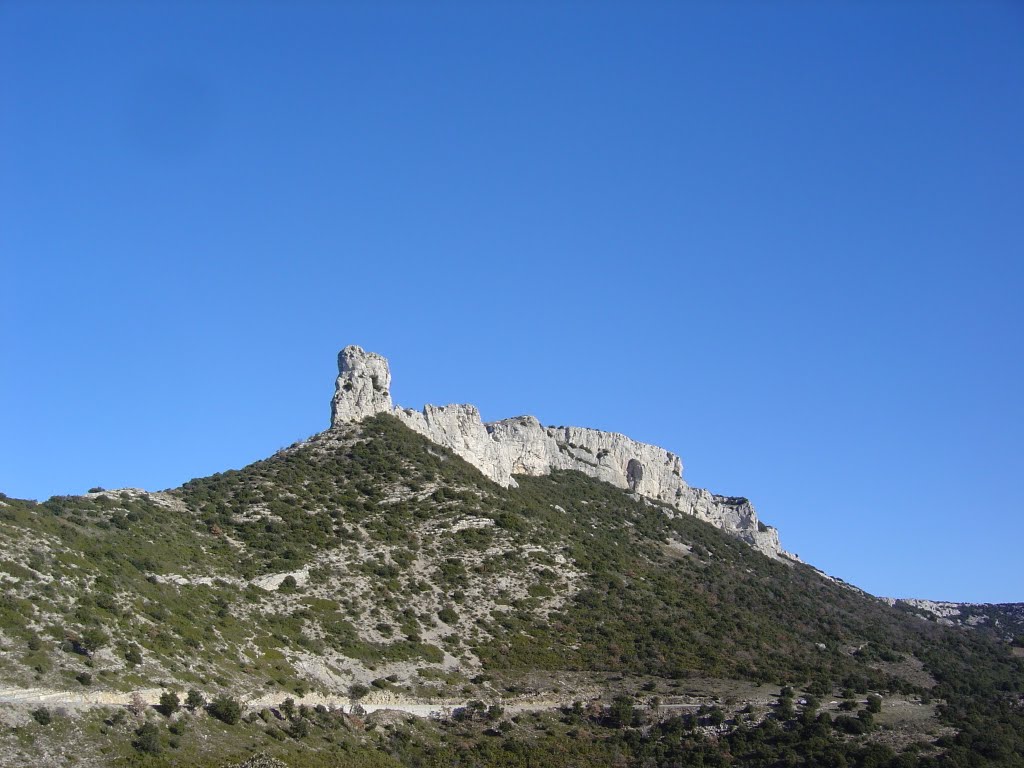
252;568;310;591
329;345;789;559
880;598;964;618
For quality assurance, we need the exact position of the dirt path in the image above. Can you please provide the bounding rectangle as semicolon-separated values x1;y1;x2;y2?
0;686;165;709
0;685;572;719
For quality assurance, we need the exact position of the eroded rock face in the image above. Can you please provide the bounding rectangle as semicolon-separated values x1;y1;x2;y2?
330;345;787;559
330;346;393;425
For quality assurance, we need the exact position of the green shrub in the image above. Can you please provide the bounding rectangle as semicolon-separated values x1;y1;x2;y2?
833;714;867;735
125;645;143;666
207;695;242;725
280;697;295;719
527;583;554;597
31;707;51;725
134;722;162;754
349;683;369;699
606;695;635;728
79;626;108;655
776;696;794;720
158;690;180;717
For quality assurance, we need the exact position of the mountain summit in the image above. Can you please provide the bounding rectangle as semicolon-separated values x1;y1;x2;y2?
330;345;786;557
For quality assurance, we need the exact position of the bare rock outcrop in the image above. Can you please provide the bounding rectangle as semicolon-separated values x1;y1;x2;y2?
330;345;788;558
331;346;393;424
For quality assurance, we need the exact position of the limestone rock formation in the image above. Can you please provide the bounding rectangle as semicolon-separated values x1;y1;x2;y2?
330;345;788;558
331;346;393;423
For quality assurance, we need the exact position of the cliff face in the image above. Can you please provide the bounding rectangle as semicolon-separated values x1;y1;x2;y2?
329;345;787;558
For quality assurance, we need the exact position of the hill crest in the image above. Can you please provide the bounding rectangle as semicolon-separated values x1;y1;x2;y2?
330;345;788;558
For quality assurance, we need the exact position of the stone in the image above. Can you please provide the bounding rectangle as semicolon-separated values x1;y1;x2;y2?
329;345;789;559
330;346;393;425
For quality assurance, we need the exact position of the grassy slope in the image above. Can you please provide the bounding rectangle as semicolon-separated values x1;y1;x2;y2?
0;414;1021;766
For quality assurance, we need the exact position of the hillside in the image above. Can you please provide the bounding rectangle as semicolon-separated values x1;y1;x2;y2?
885;600;1024;641
0;353;1021;767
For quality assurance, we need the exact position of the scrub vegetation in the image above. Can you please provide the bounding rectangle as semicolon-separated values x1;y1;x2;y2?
0;414;1020;766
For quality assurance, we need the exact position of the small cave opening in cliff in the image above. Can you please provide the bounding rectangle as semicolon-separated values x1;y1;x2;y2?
626;459;644;491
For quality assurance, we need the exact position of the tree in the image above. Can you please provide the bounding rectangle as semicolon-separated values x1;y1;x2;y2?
134;722;161;754
280;697;296;720
158;691;180;717
859;744;895;767
607;695;635;728
207;695;242;725
185;689;205;711
125;645;143;666
453;700;487;722
31;707;51;725
776;696;795;720
866;694;882;714
349;683;369;699
79;626;108;656
128;692;148;717
834;714;867;735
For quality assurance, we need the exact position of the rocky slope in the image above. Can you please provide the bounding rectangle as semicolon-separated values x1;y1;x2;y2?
0;347;1021;767
883;598;1024;640
330;345;786;557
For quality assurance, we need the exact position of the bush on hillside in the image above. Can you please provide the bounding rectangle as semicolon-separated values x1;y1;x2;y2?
207;695;242;725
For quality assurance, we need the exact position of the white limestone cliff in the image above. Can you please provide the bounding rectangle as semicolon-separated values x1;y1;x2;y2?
329;345;788;559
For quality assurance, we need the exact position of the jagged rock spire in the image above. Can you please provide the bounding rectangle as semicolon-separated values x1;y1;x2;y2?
330;345;393;427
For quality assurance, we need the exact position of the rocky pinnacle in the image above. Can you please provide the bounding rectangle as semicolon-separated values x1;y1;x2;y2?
330;346;394;425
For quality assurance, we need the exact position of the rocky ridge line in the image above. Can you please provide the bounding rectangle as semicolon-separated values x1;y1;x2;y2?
329;345;789;558
881;598;1024;634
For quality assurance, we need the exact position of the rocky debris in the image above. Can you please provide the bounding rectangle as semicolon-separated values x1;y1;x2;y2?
329;345;788;558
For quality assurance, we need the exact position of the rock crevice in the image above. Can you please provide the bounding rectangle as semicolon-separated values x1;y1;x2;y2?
330;345;788;558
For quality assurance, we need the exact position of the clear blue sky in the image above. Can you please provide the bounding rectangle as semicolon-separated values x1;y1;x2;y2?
2;1;1022;602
